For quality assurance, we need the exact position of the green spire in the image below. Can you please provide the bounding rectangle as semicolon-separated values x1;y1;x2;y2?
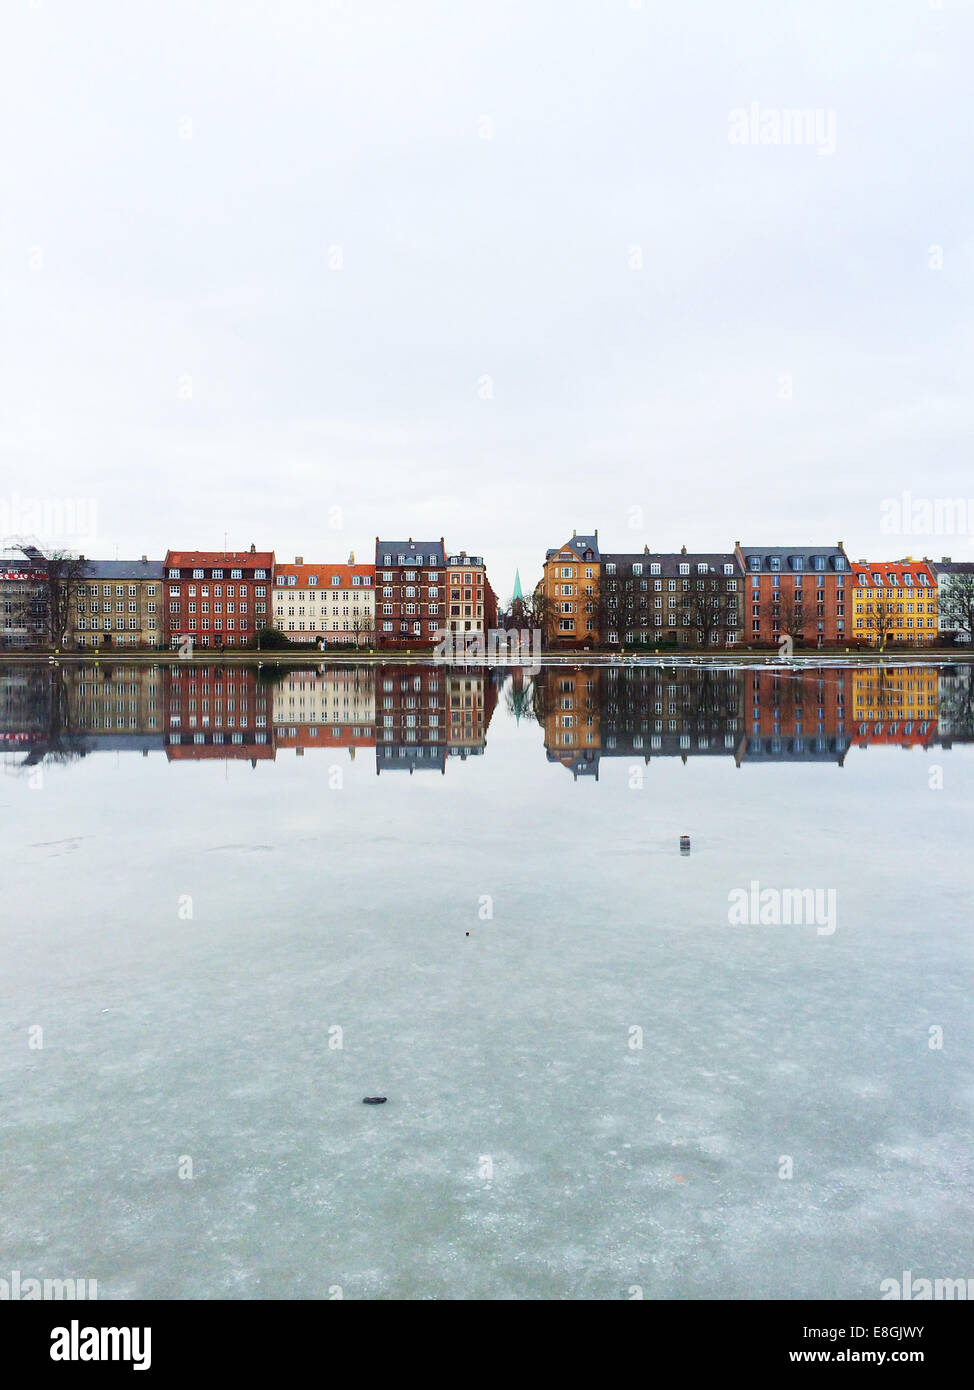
512;569;523;602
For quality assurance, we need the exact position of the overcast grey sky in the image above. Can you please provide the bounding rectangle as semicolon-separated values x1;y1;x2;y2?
2;0;972;600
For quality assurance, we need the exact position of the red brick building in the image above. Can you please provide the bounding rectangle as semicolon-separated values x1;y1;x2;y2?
735;543;851;647
374;538;446;649
163;546;273;648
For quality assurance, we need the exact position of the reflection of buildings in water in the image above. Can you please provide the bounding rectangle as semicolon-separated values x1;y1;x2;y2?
936;664;974;746
67;664;163;736
375;665;497;773
540;666;744;769
446;672;497;758
272;667;376;755
376;664;446;775
0;665;53;750
542;670;601;771
739;668;850;764
602;666;742;760
851;666;938;748
164;664;274;760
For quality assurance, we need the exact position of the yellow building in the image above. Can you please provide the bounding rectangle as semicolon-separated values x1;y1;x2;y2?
542;531;600;647
851;559;938;646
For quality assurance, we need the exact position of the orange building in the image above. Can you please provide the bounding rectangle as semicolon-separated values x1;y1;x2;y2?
542;531;600;647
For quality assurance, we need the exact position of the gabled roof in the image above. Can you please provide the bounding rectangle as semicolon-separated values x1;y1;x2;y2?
545;534;600;561
851;559;936;586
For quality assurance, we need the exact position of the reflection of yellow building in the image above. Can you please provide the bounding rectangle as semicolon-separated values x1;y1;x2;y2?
543;672;600;758
851;559;938;646
852;666;938;745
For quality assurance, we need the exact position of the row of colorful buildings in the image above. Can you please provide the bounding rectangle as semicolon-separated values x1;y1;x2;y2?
0;538;499;651
540;533;974;649
2;663;971;772
2;530;972;650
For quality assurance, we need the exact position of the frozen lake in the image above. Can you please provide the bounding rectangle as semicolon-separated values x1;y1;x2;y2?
1;659;972;1299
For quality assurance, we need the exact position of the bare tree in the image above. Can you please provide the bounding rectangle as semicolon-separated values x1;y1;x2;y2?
44;550;88;646
350;614;374;649
939;570;974;643
761;589;806;644
679;580;735;647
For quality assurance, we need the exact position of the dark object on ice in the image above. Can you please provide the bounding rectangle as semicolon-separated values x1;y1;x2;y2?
362;1096;387;1105
680;834;691;855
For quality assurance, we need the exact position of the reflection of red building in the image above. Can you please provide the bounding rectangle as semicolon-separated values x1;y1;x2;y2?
738;667;850;762
164;663;274;759
375;664;447;772
163;546;273;649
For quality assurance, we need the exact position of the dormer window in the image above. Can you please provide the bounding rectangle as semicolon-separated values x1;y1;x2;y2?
793;557;803;570
723;563;734;575
276;575;286;585
309;575;318;585
835;557;847;570
605;563;616;575
650;562;661;574
697;562;708;574
769;557;781;572
814;556;825;570
288;575;297;586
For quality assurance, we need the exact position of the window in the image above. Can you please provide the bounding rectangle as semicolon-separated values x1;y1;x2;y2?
679;563;690;575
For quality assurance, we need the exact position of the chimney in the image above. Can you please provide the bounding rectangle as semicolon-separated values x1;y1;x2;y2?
681;544;687;555
837;541;843;550
643;544;649;555
572;528;577;537
295;556;303;565
348;550;355;564
735;540;741;549
594;528;598;541
141;554;147;564
250;542;256;553
943;556;952;562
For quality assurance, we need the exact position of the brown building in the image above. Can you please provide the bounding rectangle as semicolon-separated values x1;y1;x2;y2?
163;546;273;649
735;544;852;647
374;539;446;649
69;559;164;648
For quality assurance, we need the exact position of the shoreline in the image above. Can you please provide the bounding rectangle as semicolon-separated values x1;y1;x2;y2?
0;649;969;667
